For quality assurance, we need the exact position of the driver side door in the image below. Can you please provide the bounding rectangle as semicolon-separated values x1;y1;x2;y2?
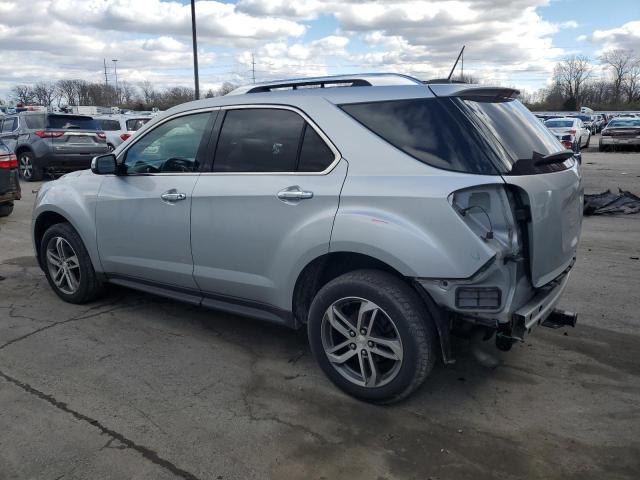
95;109;216;290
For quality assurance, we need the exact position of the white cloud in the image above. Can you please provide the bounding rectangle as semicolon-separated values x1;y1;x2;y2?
588;20;640;54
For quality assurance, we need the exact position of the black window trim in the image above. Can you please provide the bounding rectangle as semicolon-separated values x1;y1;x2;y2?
116;108;218;176
205;104;341;176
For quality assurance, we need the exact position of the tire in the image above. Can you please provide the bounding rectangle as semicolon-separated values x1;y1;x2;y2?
308;269;438;404
18;151;43;182
599;144;605;152
585;134;590;148
107;143;115;152
40;222;104;304
0;203;13;217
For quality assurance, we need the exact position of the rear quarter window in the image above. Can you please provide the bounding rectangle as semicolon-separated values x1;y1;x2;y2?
24;115;45;130
340;98;499;175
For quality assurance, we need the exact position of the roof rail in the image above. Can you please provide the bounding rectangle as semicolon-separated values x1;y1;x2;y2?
227;73;424;95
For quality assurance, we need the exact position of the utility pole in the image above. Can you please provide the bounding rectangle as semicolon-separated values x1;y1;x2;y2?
251;53;256;84
191;0;200;99
112;59;119;103
103;58;109;86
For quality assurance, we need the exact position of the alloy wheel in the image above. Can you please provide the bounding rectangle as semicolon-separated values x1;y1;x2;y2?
19;154;33;180
45;237;81;295
321;297;403;388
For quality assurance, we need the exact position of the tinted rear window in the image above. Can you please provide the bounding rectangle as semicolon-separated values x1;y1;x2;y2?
545;120;573;128
47;115;99;130
298;125;335;172
608;120;640;127
98;119;121;131
340;98;499;175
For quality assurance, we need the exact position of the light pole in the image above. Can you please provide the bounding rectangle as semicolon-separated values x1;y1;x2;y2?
191;0;200;99
112;59;119;104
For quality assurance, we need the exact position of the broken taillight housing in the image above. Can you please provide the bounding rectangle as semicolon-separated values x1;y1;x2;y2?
449;184;521;256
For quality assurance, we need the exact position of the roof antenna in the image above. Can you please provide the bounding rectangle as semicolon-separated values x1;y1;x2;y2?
447;45;466;82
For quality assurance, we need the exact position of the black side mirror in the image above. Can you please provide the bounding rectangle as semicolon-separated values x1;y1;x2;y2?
91;154;117;175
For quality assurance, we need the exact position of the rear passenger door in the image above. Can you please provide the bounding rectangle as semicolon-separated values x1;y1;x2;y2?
190;106;347;315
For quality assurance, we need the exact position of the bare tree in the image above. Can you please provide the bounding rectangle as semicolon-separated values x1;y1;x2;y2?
140;80;156;104
625;62;640;104
216;82;237;96
32;81;58;107
600;49;636;104
119;81;138;105
56;79;79;106
11;84;34;104
553;55;592;105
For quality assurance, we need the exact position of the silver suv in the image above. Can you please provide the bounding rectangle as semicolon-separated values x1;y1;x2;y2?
32;74;583;403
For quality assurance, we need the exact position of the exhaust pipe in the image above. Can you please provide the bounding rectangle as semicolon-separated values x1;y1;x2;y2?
542;309;578;329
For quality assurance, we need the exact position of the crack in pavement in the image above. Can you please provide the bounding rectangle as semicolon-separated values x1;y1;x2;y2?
0;369;203;480
0;297;142;351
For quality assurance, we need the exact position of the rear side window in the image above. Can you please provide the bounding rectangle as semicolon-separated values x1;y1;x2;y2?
298;125;335;172
214;109;304;172
47;115;99;130
1;118;17;133
98;119;121;131
24;115;45;129
340;98;498;175
126;118;150;131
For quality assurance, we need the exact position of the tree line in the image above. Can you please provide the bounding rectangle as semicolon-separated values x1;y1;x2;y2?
527;49;640;111
6;79;238;111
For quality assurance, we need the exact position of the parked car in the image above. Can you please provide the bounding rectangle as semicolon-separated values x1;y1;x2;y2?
599;118;640;151
95;115;152;151
569;114;596;134
592;114;605;133
0;112;109;181
0;139;20;217
544;117;590;150
32;74;582;403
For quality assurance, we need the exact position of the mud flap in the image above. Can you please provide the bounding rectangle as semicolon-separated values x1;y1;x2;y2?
413;281;455;365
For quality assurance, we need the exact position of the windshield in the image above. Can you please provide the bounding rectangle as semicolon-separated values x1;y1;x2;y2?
607;119;640;128
545;120;574;128
47;115;99;130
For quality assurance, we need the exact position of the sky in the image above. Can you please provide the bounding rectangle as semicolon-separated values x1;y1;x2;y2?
0;0;638;99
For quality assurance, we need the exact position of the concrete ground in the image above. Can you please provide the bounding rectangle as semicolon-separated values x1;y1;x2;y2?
1;145;639;480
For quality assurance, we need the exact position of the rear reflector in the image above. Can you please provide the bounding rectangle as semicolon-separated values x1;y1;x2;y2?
35;130;64;138
456;287;501;310
120;133;131;141
0;153;18;169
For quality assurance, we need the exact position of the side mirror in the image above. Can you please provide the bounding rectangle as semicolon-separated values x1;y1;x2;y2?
91;153;117;175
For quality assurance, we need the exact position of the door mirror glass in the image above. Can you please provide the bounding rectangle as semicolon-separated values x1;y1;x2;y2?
91;153;117;175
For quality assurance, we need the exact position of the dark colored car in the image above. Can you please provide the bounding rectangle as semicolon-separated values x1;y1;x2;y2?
0;139;20;217
0;112;109;181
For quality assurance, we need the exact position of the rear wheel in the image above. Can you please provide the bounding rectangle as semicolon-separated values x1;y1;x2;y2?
585;134;590;148
0;203;13;217
107;143;115;152
18;151;42;182
308;269;438;404
40;223;104;303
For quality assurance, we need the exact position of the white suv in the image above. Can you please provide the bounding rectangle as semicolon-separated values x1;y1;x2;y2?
95;114;151;151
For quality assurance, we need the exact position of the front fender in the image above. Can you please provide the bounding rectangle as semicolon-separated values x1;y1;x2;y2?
32;173;104;272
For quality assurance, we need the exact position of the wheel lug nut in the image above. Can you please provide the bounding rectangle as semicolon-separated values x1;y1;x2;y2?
349;331;356;337
350;343;356;349
360;328;367;335
368;341;374;347
361;349;367;356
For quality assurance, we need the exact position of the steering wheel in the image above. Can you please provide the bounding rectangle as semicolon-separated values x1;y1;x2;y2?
162;157;194;173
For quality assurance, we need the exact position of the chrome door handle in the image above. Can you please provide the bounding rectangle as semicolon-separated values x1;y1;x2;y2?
277;186;314;202
161;190;187;202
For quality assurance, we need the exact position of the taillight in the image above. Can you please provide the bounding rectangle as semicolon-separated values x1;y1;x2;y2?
34;130;64;138
569;129;576;135
0;153;18;169
97;132;106;139
120;133;131;141
561;140;573;149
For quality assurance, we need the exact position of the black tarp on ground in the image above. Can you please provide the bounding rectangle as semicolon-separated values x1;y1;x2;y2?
584;189;640;215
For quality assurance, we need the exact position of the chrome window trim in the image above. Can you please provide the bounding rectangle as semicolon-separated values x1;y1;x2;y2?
118;104;342;177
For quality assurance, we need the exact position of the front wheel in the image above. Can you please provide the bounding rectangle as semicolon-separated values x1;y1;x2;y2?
0;203;13;217
40;222;104;303
308;270;438;404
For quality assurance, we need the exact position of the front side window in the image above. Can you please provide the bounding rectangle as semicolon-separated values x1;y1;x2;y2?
123;112;210;174
214;109;304;172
